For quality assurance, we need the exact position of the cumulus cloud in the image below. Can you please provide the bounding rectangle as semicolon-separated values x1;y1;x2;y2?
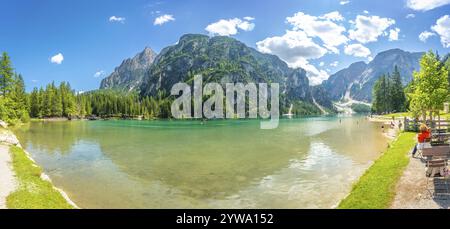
256;30;327;62
319;62;325;67
406;0;450;11
286;11;348;52
109;16;125;23
344;44;371;58
154;14;175;25
243;16;255;21
419;31;436;42
256;30;328;85
330;61;339;67
389;28;400;41
348;15;395;43
431;15;450;48
50;53;64;64
205;17;255;36
299;61;330;86
406;14;416;19
340;0;350;5
94;70;106;78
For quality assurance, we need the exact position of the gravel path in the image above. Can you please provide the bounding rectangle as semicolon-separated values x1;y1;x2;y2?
0;144;17;209
391;153;450;209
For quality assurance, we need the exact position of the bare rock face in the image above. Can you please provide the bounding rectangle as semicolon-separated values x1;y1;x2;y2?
100;47;157;92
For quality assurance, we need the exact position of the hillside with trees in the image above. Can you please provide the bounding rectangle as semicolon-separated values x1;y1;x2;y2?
371;51;449;117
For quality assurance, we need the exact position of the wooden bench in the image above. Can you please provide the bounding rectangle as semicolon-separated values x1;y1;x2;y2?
422;145;450;158
426;159;450;198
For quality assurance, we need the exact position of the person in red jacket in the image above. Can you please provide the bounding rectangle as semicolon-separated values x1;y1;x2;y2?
418;124;431;143
412;124;431;156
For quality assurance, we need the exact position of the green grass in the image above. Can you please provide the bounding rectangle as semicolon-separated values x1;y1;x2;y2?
6;146;74;209
338;132;416;209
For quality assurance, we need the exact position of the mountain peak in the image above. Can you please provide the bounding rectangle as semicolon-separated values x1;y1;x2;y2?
99;47;157;91
178;33;209;43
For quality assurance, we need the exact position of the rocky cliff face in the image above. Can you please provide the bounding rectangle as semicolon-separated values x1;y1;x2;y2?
100;47;157;91
322;49;424;102
322;61;367;101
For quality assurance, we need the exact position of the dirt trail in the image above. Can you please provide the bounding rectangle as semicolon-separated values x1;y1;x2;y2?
0;144;16;209
392;148;450;208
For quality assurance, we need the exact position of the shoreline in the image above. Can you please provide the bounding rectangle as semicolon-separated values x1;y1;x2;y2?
0;124;78;209
337;132;416;208
2;115;416;209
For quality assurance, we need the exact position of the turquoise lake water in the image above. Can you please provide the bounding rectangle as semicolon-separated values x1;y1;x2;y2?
14;116;388;208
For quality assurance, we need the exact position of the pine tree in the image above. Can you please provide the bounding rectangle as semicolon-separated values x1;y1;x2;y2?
390;66;406;112
50;82;63;117
30;88;41;118
0;52;14;97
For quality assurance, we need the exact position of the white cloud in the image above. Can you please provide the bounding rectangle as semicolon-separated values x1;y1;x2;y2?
94;70;106;78
406;0;450;11
300;61;329;86
348;15;395;43
344;44;371;58
363;10;369;14
406;14;416;19
320;11;345;21
243;16;255;21
50;53;64;64
330;61;339;67
319;62;325;67
389;28;400;41
431;15;450;48
237;20;255;31
419;31;436;42
109;16;125;23
286;11;348;52
340;0;350;5
256;30;329;85
256;30;327;62
154;14;175;26
205;17;255;36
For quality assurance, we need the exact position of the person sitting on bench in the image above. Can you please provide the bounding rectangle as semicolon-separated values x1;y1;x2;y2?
412;124;431;156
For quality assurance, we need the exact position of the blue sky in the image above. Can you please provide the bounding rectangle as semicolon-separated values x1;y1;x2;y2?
1;0;449;91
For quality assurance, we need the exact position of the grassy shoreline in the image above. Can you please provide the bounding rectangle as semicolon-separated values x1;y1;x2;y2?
338;132;416;209
6;146;74;209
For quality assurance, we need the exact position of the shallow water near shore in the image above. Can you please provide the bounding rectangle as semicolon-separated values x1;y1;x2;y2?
13;116;388;208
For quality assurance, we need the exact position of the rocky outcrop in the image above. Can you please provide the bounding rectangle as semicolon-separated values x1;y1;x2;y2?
100;47;157;91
